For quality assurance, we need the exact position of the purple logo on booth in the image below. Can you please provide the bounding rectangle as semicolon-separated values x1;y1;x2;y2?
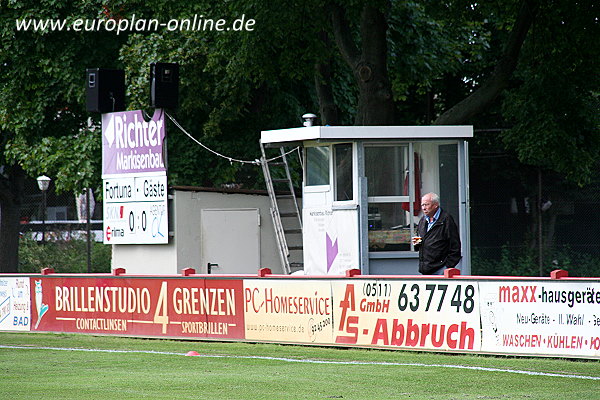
326;233;338;272
102;109;166;176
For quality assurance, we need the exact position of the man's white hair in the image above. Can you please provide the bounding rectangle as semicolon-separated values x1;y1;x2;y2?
423;192;440;205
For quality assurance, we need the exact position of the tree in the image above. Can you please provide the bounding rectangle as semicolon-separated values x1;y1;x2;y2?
500;0;600;183
0;163;25;272
0;1;126;271
118;0;598;181
1;0;597;272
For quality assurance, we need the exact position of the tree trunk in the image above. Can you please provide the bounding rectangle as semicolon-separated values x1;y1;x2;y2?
0;164;25;273
315;32;340;126
328;1;536;127
315;61;340;126
0;202;21;272
355;5;396;125
331;3;396;126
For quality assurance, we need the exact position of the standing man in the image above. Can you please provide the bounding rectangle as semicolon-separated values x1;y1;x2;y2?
412;192;461;275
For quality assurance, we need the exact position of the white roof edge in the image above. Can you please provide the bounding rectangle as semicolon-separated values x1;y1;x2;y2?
261;125;473;144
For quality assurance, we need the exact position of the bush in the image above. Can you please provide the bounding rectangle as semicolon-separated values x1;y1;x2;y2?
472;245;600;277
19;236;112;273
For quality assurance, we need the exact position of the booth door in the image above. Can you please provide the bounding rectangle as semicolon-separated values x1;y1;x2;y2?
200;208;260;274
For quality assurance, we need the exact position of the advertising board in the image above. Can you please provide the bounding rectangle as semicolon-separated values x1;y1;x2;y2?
101;108;169;244
480;281;600;358
103;175;168;244
331;279;481;351
30;277;245;339
244;279;334;344
101;109;166;177
0;277;30;331
2;272;599;359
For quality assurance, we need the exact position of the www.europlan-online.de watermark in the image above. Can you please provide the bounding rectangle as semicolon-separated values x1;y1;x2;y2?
15;14;256;34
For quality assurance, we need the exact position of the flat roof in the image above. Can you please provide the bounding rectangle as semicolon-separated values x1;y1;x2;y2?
261;125;473;144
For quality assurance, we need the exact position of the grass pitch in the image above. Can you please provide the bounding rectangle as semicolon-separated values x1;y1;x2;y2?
1;332;599;399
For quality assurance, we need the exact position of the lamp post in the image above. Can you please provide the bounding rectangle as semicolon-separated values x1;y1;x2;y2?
85;188;93;273
36;175;51;244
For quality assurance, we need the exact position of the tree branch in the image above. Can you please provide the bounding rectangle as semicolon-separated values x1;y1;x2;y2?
331;3;361;69
434;0;538;125
314;31;340;125
315;64;340;126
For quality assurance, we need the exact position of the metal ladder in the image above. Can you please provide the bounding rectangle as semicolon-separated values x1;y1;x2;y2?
259;143;303;274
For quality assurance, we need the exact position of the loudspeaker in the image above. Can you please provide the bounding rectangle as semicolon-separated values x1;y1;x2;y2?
150;63;179;109
86;68;125;113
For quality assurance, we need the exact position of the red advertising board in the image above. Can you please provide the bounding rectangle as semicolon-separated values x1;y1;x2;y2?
30;277;245;339
3;271;597;359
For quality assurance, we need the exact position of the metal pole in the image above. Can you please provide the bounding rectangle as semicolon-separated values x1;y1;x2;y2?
538;169;543;276
86;189;92;273
41;190;47;245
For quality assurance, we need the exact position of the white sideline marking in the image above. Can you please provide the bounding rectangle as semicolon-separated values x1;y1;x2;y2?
1;345;599;381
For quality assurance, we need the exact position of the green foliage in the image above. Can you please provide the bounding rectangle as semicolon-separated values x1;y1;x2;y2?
501;0;600;185
18;236;112;273
2;0;598;190
1;0;597;275
117;10;314;188
472;246;539;277
1;0;126;192
388;1;485;99
5;128;102;193
472;245;600;278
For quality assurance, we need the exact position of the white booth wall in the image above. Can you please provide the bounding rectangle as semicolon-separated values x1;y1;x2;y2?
111;187;282;275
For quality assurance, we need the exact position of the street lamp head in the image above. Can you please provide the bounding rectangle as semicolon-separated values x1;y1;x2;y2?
37;175;51;191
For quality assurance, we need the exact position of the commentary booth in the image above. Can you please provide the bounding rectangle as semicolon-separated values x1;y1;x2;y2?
261;125;473;276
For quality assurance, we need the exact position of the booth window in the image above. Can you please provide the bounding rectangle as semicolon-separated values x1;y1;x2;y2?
365;145;411;251
334;144;353;201
306;146;330;186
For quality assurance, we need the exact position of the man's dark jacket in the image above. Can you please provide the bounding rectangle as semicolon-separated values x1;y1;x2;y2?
415;208;461;274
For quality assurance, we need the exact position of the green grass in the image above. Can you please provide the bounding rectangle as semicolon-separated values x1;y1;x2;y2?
1;332;599;399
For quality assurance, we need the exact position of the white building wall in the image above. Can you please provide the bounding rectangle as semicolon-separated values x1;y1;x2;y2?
111;187;282;275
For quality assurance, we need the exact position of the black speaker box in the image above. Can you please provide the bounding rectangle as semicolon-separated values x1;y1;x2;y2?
86;68;125;113
150;63;179;109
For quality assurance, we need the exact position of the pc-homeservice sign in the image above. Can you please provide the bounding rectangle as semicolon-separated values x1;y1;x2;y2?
101;109;166;177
